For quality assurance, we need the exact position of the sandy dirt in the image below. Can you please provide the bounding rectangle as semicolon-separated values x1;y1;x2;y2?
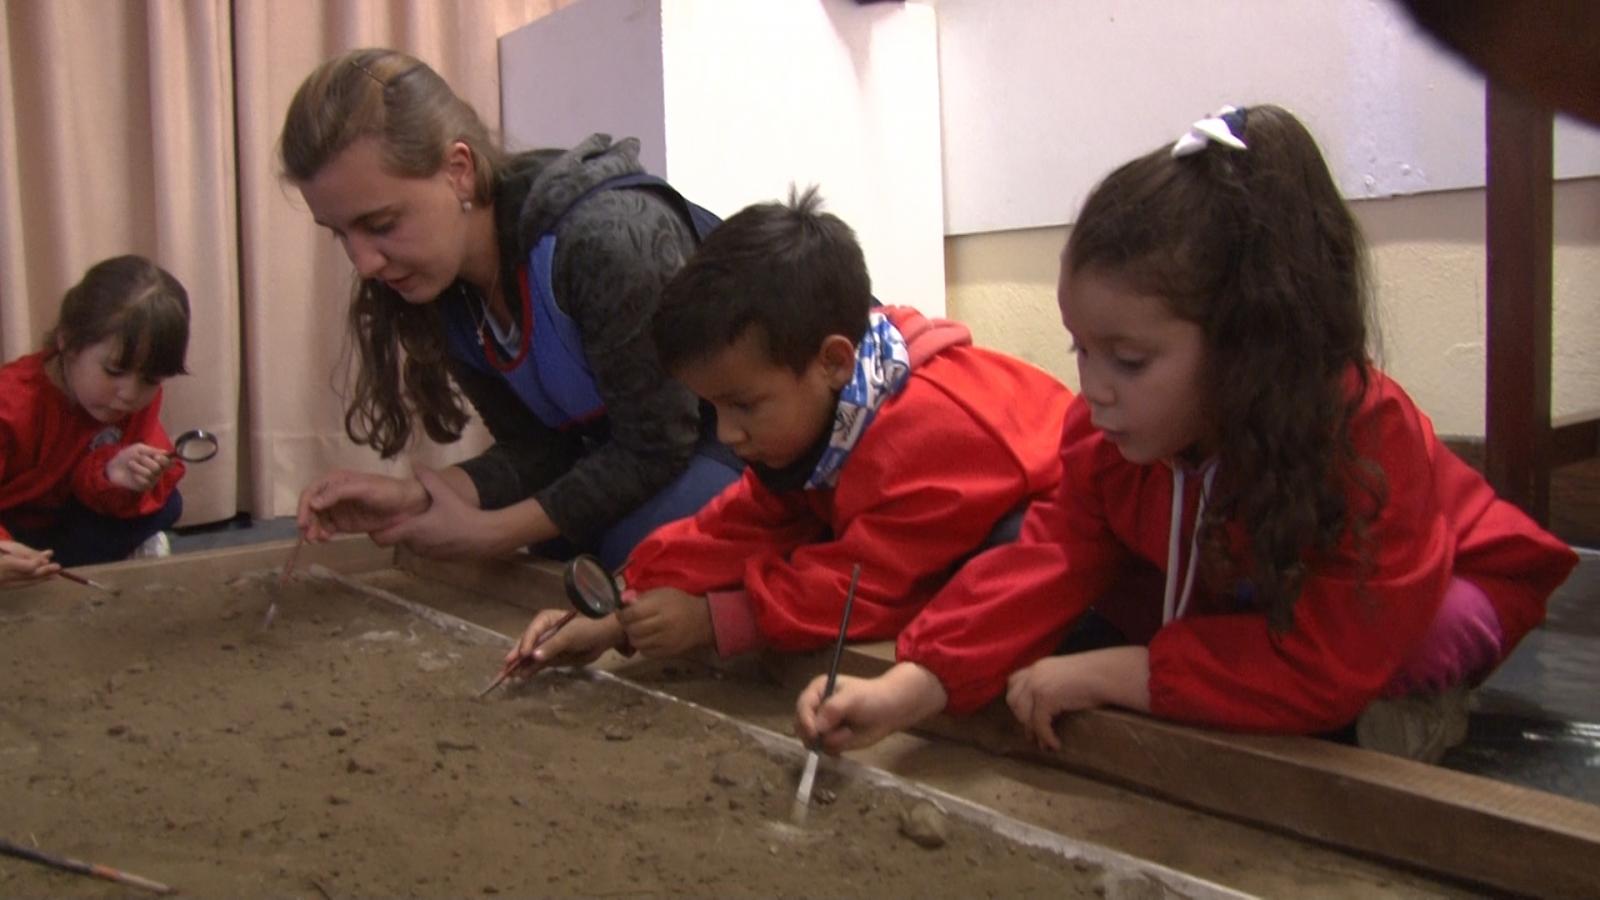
1;571;1121;898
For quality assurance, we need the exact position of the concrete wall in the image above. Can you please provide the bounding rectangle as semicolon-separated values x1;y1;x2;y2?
946;178;1600;440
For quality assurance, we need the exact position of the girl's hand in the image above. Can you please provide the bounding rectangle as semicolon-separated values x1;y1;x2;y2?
506;610;624;678
105;443;173;492
0;540;61;586
616;588;712;659
296;469;429;543
796;662;949;754
1005;647;1152;751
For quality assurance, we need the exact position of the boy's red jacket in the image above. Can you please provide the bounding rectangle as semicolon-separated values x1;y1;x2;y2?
623;306;1073;655
899;366;1577;732
0;352;184;539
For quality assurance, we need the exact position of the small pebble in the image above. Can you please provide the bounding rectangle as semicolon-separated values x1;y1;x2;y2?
899;799;949;849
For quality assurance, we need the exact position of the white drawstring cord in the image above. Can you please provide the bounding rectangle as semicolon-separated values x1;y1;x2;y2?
1161;461;1218;624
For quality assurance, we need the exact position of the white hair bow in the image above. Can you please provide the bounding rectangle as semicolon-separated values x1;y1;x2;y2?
1171;106;1248;158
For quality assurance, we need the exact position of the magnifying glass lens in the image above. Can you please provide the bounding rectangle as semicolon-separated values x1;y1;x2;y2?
172;429;220;463
565;555;621;618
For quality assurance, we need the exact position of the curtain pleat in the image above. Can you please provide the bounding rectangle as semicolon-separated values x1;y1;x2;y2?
1;0;562;525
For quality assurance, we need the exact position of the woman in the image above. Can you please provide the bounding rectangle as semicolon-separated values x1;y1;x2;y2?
280;48;739;568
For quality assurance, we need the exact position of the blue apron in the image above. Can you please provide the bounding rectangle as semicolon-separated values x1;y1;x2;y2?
440;174;721;430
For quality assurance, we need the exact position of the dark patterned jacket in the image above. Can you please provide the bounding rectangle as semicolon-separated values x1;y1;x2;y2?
448;134;702;548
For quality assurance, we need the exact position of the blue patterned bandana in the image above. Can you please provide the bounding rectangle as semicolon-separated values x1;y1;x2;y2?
806;312;912;489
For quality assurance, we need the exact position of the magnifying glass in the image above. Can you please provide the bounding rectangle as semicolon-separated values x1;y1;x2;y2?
477;553;624;697
168;428;220;463
564;553;623;618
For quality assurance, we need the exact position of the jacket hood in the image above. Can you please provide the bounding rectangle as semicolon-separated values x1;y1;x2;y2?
883;305;972;367
500;133;647;251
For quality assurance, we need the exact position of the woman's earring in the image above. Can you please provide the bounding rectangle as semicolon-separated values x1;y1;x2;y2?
461;199;473;212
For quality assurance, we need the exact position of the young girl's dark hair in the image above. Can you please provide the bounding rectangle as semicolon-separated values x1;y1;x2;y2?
1065;104;1385;630
654;185;872;375
46;255;190;379
278;48;506;457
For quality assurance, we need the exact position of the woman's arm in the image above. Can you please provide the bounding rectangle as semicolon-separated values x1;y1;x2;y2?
538;187;703;548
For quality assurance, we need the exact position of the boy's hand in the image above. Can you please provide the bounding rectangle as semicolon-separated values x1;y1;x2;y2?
0;540;61;587
796;662;949;754
105;443;172;492
1005;647;1151;751
616;588;713;658
506;610;623;678
296;470;429;542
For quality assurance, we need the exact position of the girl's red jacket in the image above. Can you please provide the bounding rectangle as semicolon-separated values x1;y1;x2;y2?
899;366;1578;732
1;352;184;539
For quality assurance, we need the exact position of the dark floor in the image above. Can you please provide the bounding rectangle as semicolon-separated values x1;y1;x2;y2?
171;511;298;554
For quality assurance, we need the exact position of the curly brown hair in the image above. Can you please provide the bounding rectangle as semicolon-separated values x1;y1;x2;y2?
1064;104;1386;631
278;48;505;457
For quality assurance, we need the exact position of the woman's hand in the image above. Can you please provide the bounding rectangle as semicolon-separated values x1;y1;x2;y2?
795;662;949;754
105;443;173;492
368;467;526;559
296;469;430;543
1005;647;1151;751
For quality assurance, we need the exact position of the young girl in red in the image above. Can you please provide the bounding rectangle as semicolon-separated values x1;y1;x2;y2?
0;255;189;583
796;105;1578;760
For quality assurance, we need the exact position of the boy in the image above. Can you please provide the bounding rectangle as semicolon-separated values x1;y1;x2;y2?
508;187;1071;669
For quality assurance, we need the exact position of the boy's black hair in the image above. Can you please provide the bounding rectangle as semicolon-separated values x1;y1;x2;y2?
653;185;872;374
48;255;190;379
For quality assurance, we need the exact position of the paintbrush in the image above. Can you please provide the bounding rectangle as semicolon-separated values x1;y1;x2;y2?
262;535;304;630
477;610;577;697
0;546;117;594
281;534;304;580
0;836;173;894
791;562;861;824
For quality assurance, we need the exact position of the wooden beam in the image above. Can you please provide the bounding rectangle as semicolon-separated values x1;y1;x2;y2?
764;641;1600;899
8;534;393;603
1484;83;1555;523
1551;414;1600;469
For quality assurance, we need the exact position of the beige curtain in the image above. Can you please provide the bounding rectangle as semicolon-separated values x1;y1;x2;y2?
1;0;239;525
1;0;564;526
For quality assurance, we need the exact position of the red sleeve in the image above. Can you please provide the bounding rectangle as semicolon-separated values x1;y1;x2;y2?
741;386;1054;653
0;418;16;541
624;470;824;594
1433;449;1576;655
897;402;1126;713
1147;383;1454;733
0;365;29;541
70;390;186;519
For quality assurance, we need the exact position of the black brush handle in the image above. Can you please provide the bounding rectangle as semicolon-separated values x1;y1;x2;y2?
820;563;862;701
